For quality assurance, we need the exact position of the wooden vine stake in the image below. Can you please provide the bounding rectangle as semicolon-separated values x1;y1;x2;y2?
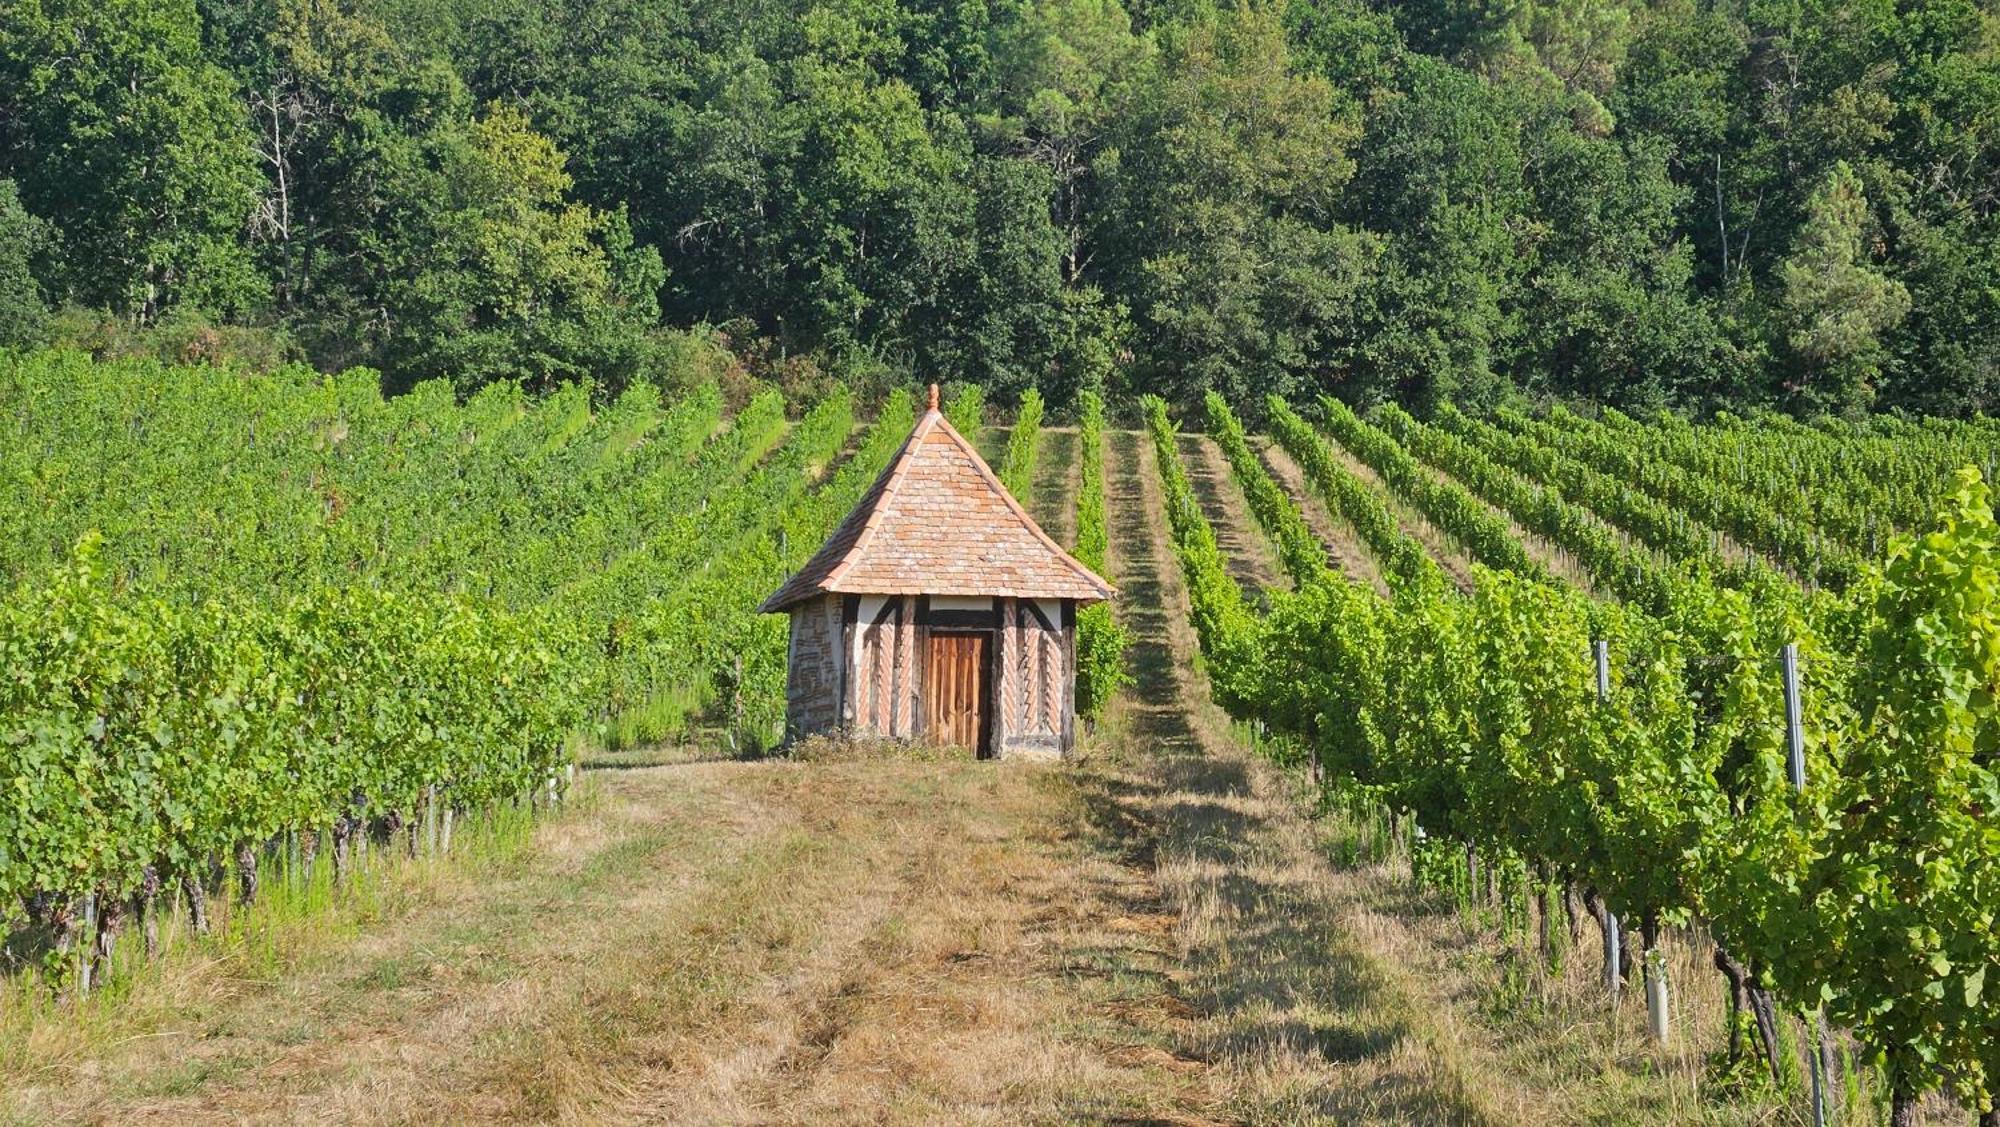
1645;948;1670;1044
425;785;440;856
1592;640;1622;1007
1783;643;1833;1127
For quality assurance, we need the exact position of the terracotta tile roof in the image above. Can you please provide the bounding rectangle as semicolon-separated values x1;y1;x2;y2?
760;394;1116;612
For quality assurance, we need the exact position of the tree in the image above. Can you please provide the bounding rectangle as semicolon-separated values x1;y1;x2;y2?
367;105;665;393
1777;162;1911;416
0;0;264;319
1283;0;1403;99
919;156;1066;403
1511;108;1735;408
0;180;47;345
990;0;1149;286
1344;55;1526;410
1878;208;2000;416
1098;6;1371;406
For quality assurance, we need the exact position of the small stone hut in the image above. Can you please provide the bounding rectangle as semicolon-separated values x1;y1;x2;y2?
760;385;1115;759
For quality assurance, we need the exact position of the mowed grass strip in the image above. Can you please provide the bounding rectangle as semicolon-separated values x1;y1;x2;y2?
1;751;1226;1124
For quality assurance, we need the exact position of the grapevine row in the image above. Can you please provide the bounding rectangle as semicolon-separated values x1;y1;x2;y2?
1314;396;1551;582
1072;392;1131;722
998;388;1044;500
1435;406;1744;582
1369;403;1696;616
1168;397;1996;1121
1518;405;1864;589
1203;391;1332;588
1262;396;1447;592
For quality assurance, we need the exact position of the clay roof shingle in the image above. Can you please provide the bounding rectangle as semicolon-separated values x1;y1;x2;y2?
760;393;1115;612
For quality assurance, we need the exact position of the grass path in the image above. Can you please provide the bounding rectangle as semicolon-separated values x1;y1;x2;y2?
1103;429;1506;1123
4;758;1226;1123
1031;425;1080;547
1176;433;1286;600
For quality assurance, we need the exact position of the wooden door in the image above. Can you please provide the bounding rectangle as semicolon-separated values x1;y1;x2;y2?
925;632;989;757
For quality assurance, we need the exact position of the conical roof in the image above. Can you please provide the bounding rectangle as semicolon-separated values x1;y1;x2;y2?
760;387;1115;613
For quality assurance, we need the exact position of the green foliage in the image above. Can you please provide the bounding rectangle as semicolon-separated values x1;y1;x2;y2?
0;180;46;345
998;388;1045;500
1319;396;1548;581
1811;468;2000;1110
1142;395;1260;713
1777;163;1913;418
1102;6;1372;407
1072;390;1131;721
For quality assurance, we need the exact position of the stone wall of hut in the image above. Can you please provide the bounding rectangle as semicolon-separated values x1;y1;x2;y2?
784;594;843;738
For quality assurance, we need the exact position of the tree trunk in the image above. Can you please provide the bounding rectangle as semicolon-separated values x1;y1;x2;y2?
424;787;439;855
181;870;210;936
51;899;81;983
332;817;353;882
1713;948;1782;1081
1718;951;1746;1064
1561;882;1582;945
1888;1065;1917;1127
89;891;124;988
1535;879;1553;966
235;841;259;907
138;866;161;958
379;809;404;852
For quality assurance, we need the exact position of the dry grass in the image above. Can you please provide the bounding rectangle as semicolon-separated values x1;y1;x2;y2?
0;750;1223;1123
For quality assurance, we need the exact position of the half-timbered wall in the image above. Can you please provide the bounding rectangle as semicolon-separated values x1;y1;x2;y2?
788;592;1078;759
846;595;920;738
994;596;1072;759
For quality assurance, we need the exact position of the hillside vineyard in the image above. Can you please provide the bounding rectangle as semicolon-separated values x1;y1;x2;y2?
1;352;914;979
1158;393;1997;1126
5;351;2000;1123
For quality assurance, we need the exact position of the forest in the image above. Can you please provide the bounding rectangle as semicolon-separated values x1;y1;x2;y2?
1;0;1996;417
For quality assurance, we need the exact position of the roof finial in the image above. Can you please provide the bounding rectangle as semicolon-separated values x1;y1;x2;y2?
928;382;940;412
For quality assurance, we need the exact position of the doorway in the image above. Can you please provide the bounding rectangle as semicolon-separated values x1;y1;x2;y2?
925;632;991;758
